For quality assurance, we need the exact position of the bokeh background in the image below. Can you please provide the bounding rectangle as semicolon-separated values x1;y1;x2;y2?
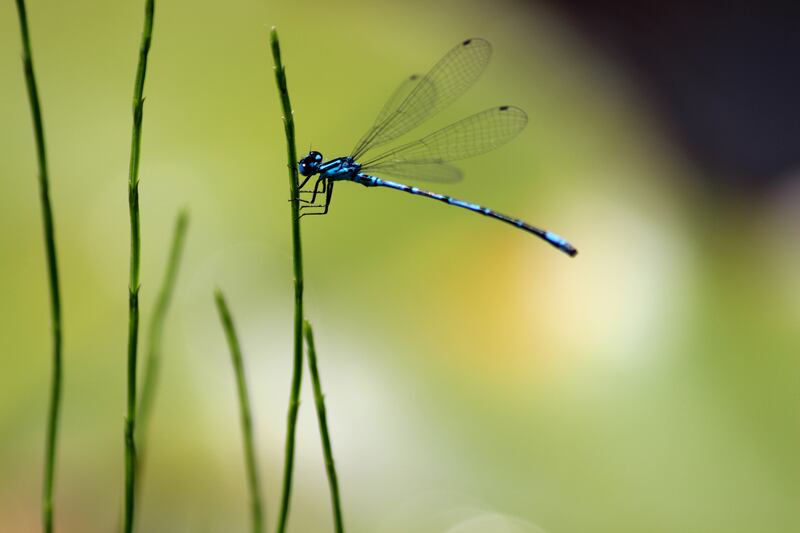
2;0;799;531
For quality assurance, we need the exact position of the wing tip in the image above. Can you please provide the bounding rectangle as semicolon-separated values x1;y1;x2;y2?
461;37;491;49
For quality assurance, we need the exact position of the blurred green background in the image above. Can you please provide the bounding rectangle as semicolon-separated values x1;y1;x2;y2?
2;0;799;532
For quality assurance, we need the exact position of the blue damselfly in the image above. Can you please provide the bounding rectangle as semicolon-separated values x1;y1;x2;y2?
297;38;577;257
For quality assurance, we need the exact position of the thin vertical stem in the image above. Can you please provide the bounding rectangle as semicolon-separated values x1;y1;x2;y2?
135;210;189;490
214;290;265;533
270;27;304;533
125;0;155;531
303;321;345;533
14;1;63;531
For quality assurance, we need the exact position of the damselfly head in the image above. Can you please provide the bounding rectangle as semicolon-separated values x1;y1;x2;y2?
298;151;323;177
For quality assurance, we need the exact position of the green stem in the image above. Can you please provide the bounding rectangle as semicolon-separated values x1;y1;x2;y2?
14;2;63;531
303;321;345;533
135;210;189;488
270;27;304;533
214;290;265;533
125;0;155;531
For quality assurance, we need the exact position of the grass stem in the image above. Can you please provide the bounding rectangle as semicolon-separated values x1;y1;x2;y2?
135;210;189;496
125;0;155;531
269;27;305;533
214;290;265;533
14;1;63;531
303;321;345;533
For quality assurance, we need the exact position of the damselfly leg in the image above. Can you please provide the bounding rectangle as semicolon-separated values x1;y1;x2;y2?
293;176;328;204
298;180;334;218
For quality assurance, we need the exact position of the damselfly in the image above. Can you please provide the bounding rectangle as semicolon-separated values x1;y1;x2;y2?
297;38;578;257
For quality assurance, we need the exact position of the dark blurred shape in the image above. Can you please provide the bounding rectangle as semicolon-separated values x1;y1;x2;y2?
533;0;800;193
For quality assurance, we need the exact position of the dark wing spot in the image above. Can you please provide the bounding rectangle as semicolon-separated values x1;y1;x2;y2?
499;105;509;111
462;38;472;45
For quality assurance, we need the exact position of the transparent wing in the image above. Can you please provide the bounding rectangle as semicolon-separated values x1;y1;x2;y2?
350;38;492;160
362;160;463;183
352;75;436;160
372;74;425;125
361;106;528;168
